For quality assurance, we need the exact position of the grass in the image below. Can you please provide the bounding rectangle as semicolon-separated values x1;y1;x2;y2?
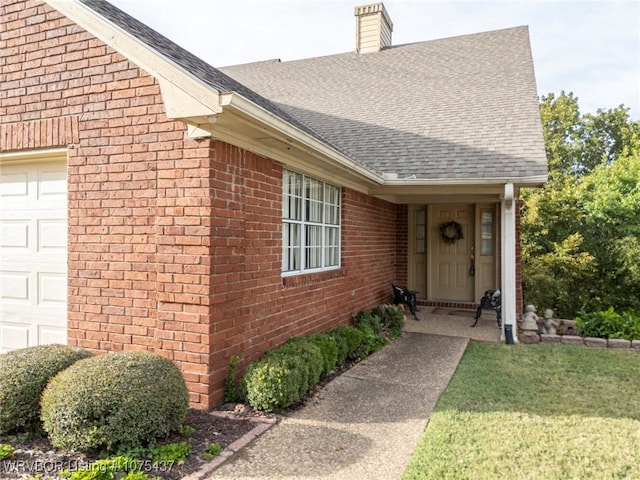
402;342;640;480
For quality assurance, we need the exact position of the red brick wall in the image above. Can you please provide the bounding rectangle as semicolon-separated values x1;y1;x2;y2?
1;0;218;406
204;144;400;402
1;0;402;408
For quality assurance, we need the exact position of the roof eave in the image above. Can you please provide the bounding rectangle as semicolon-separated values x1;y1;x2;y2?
378;174;548;188
217;92;384;185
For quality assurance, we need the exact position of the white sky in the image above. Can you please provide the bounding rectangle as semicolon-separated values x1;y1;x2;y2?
109;0;640;119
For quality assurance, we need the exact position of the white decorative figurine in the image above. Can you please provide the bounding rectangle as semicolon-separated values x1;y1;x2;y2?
521;304;539;332
542;308;558;335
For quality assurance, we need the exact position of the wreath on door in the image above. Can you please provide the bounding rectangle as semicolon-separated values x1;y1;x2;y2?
439;221;464;244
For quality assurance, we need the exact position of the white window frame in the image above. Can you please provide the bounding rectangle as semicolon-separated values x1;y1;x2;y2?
282;169;341;275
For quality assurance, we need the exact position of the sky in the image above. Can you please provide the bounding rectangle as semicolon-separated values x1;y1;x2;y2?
109;0;640;119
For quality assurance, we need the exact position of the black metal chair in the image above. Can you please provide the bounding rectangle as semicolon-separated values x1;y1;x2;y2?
471;289;501;328
392;284;419;320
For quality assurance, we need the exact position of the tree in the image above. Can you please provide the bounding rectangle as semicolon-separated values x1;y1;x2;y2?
521;92;640;318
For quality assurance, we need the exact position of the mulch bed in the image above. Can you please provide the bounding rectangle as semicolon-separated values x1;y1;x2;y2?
0;406;274;480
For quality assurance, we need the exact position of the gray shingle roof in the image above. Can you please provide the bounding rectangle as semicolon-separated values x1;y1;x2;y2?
221;27;548;180
78;1;546;181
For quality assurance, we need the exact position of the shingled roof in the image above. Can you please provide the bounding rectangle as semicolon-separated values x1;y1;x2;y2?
221;26;547;181
75;0;546;183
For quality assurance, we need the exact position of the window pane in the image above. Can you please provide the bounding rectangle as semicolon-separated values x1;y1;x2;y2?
415;210;425;254
325;204;338;225
324;227;339;266
305;177;323;223
283;171;302;220
282;222;301;272
305;225;322;269
481;210;493;256
324;185;340;225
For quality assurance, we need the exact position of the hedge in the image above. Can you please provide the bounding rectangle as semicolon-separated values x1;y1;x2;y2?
0;344;92;434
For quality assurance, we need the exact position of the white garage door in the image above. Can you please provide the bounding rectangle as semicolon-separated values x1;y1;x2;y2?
0;154;68;353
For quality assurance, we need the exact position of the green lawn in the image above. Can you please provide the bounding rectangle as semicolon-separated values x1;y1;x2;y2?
402;343;640;480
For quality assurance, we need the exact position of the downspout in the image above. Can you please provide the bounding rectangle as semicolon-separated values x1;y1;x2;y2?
501;183;518;343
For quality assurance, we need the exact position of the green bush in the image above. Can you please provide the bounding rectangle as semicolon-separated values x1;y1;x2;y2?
328;328;349;366
243;354;306;412
243;305;402;413
307;333;338;375
575;307;640;340
358;325;388;356
243;337;325;412
0;344;92;434
371;304;404;338
277;337;324;395
353;310;382;334
203;442;222;460
329;325;365;362
41;351;189;452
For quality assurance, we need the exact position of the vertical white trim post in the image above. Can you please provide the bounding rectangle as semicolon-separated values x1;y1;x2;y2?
501;183;518;343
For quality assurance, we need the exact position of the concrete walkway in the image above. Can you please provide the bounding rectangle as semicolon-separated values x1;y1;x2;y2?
208;331;469;480
405;306;501;343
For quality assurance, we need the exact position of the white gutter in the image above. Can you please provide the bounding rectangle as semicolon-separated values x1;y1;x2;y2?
380;174;548;187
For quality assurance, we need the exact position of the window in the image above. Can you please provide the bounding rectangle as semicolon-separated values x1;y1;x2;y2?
415;210;425;254
480;210;493;256
282;170;340;274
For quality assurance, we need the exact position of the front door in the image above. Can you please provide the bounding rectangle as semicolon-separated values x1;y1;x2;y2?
430;204;474;301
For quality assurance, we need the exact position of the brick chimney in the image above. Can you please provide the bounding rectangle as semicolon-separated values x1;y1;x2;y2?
354;3;393;53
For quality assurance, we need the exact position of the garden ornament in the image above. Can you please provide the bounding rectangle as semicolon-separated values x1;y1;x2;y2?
521;304;539;332
542;308;558;335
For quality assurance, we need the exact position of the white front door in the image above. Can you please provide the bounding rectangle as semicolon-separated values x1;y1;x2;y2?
430;204;474;302
0;156;68;352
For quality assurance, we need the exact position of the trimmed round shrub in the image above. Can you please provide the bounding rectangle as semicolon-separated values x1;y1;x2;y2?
275;338;323;396
307;333;338;375
41;351;189;452
0;344;92;434
329;325;366;361
243;355;307;412
243;337;324;412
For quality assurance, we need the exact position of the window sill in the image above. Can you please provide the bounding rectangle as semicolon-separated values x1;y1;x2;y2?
282;268;345;288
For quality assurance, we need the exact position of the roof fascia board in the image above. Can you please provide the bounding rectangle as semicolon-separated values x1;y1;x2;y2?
372;174;547;191
45;0;222;117
373;193;503;204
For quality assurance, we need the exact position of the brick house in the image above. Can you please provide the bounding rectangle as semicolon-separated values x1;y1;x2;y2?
0;0;547;407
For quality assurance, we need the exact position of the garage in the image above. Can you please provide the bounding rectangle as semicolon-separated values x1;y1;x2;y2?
0;151;68;352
